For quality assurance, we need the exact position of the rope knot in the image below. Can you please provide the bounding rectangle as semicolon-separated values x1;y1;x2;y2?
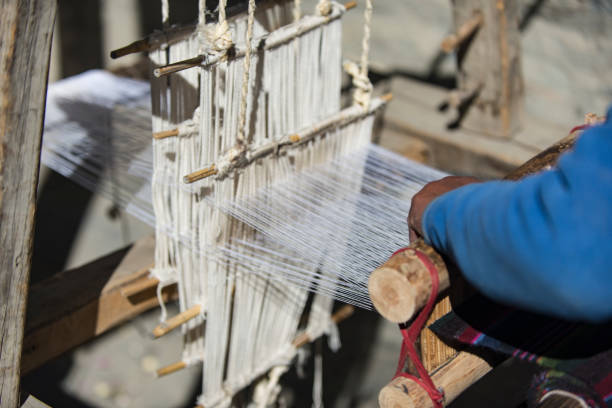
316;0;332;16
343;60;372;108
209;19;233;53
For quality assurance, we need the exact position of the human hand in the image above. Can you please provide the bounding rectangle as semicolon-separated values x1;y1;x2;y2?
408;176;481;242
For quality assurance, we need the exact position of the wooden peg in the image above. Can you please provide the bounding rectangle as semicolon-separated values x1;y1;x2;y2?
110;39;150;59
381;93;393;103
292;304;354;348
153;128;180;140
154;55;205;77
441;11;483;54
153;304;202;338
344;1;357;11
156;360;187;378
183;164;218;184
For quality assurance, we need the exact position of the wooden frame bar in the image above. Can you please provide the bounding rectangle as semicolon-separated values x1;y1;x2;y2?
0;1;57;406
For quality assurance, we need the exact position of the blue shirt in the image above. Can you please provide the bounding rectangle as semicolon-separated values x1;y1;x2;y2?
422;107;612;323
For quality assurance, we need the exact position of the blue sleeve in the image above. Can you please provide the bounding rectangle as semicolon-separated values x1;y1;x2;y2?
422;108;612;323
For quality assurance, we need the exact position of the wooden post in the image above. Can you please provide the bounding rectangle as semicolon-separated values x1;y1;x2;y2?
0;1;56;406
451;0;523;139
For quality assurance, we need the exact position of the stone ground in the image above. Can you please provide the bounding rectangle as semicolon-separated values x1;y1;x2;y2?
24;1;612;407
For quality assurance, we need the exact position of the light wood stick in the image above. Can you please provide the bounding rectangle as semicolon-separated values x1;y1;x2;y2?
156;360;187;378
183;164;219;184
441;11;484;53
153;128;180;140
344;1;357;11
292;304;354;348
110;39;150;59
378;351;492;408
153;304;202;338
183;95;390;183
153;55;206;78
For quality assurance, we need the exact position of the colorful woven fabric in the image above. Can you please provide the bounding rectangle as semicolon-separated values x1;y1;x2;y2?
429;295;612;407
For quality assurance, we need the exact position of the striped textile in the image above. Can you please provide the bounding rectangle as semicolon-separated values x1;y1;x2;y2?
429;296;612;407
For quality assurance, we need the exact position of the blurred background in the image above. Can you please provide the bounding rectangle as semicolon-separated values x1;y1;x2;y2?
25;0;612;406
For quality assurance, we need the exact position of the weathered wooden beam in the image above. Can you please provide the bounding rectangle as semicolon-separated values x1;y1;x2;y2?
452;0;523;139
21;235;177;374
0;1;57;406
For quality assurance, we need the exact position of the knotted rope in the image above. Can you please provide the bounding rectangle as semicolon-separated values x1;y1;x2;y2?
344;0;373;108
236;0;256;146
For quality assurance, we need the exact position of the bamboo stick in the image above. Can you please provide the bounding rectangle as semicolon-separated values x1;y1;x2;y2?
153;56;206;78
292;304;354;348
153;128;180;140
156;360;187;378
369;131;580;324
110;39;150;59
153;304;202;338
441;11;484;54
378;351;492;408
183;164;219;184
182;95;390;183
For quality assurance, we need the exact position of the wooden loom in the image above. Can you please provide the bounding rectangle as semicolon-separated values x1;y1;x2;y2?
0;0;590;407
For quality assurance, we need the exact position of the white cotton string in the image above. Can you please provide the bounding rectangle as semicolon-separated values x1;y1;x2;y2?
161;0;170;26
237;0;256;146
312;342;324;408
316;0;332;16
344;0;373;108
293;0;302;21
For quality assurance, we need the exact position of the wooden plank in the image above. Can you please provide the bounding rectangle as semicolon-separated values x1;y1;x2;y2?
21;235;177;374
21;395;51;408
0;1;57;406
452;0;523;139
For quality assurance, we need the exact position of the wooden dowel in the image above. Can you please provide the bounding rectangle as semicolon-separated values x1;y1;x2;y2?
292;304;354;348
183;164;218;184
153;304;202;338
378;351;492;408
441;11;484;54
110;39;150;59
153;128;180;140
344;1;357;11
153;55;206;78
369;132;580;324
380;92;393;103
156;360;187;378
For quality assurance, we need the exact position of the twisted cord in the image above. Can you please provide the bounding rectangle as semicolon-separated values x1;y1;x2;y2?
344;0;373;108
237;0;256;146
294;0;302;21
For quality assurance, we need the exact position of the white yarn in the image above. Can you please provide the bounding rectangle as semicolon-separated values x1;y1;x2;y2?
161;0;169;26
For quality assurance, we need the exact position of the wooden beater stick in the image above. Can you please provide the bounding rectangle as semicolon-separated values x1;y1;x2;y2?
369;131;579;324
